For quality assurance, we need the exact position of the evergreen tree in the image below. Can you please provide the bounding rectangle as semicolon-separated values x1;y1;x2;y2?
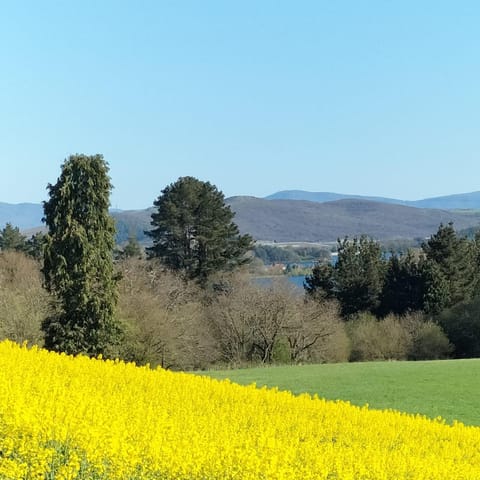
304;263;336;301
421;223;475;308
334;236;386;317
25;232;46;260
42;154;120;356
146;176;253;284
378;251;424;316
437;296;480;358
419;257;451;315
472;230;480;293
0;223;27;252
116;234;143;260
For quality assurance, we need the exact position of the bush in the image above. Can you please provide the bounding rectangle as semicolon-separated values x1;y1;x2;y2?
347;313;410;361
404;313;452;360
347;312;452;362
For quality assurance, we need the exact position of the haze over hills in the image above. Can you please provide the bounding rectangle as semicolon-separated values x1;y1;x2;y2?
2;192;480;243
266;190;480;210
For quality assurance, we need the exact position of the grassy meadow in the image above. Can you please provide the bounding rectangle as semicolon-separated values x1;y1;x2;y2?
204;359;480;426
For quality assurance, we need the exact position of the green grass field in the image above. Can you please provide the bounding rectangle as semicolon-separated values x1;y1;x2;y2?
203;359;480;426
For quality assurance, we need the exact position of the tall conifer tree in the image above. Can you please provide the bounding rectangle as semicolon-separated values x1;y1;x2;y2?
42;154;120;356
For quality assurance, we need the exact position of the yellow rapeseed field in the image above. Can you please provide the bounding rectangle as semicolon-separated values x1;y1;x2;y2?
0;340;479;479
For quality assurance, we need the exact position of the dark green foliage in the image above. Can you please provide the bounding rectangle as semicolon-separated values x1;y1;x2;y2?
42;154;121;356
0;223;27;252
25;232;46;260
472;231;480;292
421;223;476;308
437;297;480;358
419;258;450;315
378;251;425;316
334;236;386;317
304;263;336;301
380;224;478;316
305;236;386;317
380;238;423;253
116;234;143;260
254;245;331;264
254;245;300;264
293;246;331;262
146;177;254;284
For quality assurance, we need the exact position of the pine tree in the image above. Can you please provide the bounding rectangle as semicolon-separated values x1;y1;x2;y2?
378;250;424;316
117;234;143;260
0;223;27;252
146;176;253;284
304;263;336;301
421;223;475;308
334;236;386;317
42;154;121;356
25;232;46;260
419;257;451;315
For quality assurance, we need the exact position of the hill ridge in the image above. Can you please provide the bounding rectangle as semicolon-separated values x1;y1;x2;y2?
265;190;480;210
2;196;480;243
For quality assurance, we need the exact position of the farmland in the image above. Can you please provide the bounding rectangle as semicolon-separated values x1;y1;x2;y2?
205;359;480;426
1;340;480;479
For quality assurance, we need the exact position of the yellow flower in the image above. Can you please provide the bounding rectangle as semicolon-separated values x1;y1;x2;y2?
0;339;478;479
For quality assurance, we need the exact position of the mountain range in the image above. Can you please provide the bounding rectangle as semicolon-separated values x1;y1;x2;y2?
265;190;480;210
2;190;480;243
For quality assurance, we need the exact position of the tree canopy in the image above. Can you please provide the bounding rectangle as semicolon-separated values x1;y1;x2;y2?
42;154;121;356
146;176;253;284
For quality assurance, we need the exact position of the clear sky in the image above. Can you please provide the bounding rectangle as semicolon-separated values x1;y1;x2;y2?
1;1;480;209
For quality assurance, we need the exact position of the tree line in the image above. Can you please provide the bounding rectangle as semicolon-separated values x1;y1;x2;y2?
0;153;479;365
305;226;480;357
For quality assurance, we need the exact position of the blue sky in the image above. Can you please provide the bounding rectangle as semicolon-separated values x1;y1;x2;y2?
1;1;480;209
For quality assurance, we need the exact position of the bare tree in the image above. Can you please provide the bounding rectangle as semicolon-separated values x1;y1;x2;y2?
208;275;348;365
284;299;342;362
0;251;49;345
116;258;216;369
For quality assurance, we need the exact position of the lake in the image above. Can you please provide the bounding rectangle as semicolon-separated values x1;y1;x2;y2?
254;275;306;291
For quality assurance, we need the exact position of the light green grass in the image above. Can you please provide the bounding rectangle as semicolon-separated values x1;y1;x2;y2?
202;359;480;426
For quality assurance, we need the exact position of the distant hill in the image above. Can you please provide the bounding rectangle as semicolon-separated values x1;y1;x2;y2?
3;195;480;244
226;197;480;242
0;202;44;230
265;190;407;205
411;191;480;209
266;190;480;210
112;208;153;245
0;202;153;245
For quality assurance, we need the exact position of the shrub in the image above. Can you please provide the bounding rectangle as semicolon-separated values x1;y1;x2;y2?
347;313;410;361
347;311;452;362
404;313;452;360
